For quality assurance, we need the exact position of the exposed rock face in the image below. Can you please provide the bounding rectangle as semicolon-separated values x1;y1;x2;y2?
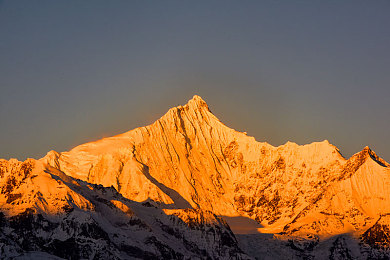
361;214;390;258
2;95;390;258
0;159;247;259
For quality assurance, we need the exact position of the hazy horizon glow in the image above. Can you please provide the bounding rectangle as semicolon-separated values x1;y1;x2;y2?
0;1;389;161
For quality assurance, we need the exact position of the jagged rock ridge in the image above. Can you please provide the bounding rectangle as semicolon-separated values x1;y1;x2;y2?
0;159;246;259
1;95;389;259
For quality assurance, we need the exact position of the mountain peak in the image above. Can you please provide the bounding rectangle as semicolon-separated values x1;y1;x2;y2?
150;95;213;128
185;95;210;111
352;146;389;167
364;147;390;167
191;94;205;102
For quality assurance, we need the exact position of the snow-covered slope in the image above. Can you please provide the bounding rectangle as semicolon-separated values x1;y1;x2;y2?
43;96;348;221
2;95;390;259
0;158;247;259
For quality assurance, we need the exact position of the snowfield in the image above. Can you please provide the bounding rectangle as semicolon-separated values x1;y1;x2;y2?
1;95;389;259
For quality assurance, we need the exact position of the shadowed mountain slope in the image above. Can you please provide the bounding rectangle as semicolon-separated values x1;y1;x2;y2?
0;158;247;259
2;95;389;259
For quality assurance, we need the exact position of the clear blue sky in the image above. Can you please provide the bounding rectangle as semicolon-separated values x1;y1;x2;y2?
1;1;389;161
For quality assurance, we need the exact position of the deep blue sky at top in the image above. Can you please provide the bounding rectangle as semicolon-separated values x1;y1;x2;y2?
0;1;389;160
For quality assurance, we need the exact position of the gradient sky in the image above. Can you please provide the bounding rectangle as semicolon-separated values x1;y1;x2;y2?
0;1;389;161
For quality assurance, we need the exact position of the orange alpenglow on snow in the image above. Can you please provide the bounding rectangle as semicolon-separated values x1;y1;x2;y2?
1;95;389;259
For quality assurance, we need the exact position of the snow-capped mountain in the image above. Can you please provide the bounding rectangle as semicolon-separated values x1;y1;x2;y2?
0;158;245;259
1;95;389;259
